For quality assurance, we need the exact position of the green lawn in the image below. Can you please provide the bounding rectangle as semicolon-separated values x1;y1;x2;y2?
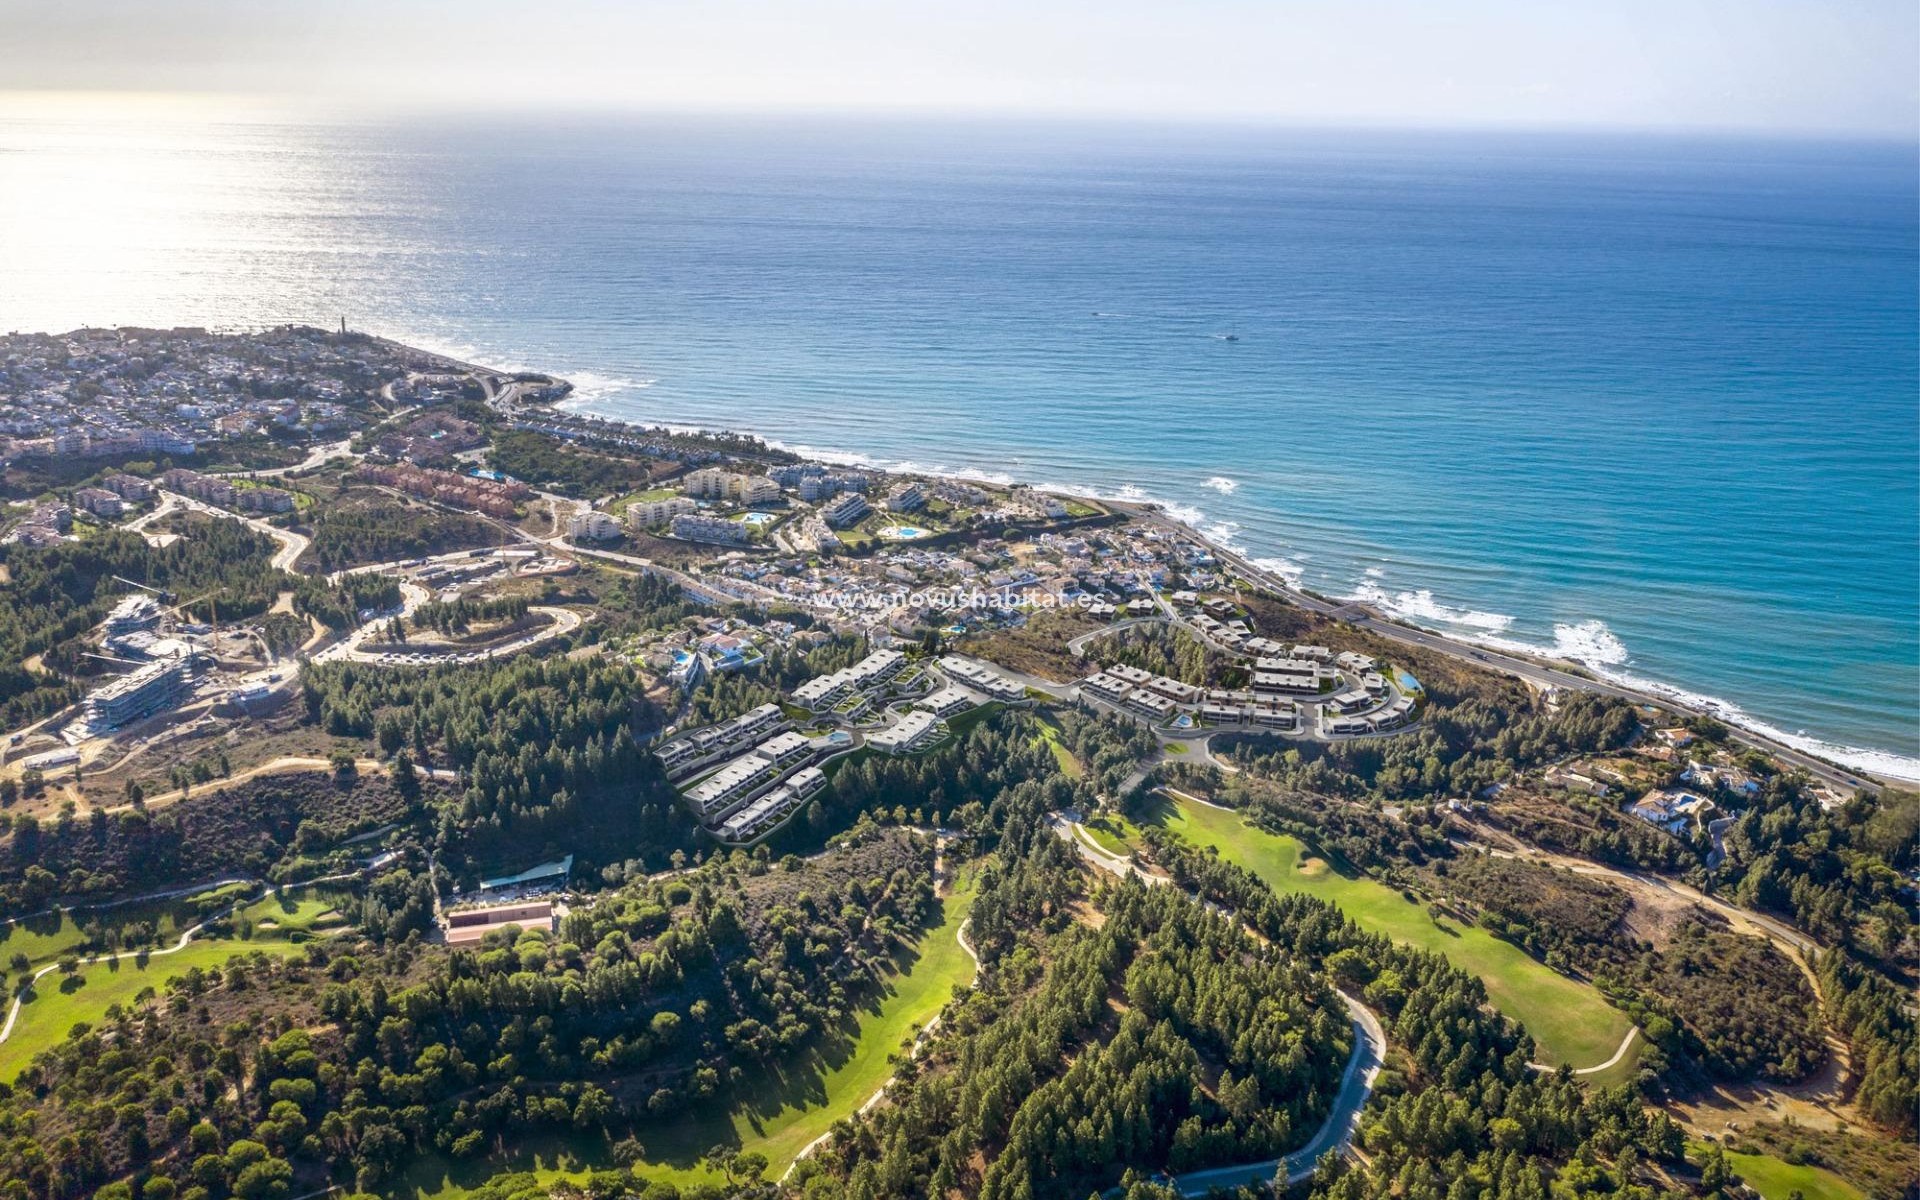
236;889;349;936
1689;1144;1864;1200
0;882;255;972
610;487;678;513
1082;813;1144;857
1;938;304;1077
1031;715;1084;778
1148;793;1637;1071
397;871;983;1198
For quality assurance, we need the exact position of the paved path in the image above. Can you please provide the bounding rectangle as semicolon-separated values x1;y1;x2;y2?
153;490;311;572
1143;792;1646;1077
1532;1027;1641;1078
0;917;219;1045
782;913;982;1180
1165;993;1384;1195
332;604;581;666
215;439;353;479
1050;812;1387;1193
1065;616;1162;657
0;877;254;931
0;867;368;1049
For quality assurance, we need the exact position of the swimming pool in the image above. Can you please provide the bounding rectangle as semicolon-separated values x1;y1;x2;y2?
880;525;930;539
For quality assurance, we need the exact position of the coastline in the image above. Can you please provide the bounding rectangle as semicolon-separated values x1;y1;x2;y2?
517;386;1913;790
342;327;1913;787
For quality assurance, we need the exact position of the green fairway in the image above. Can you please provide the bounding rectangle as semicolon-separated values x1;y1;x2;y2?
1082;813;1145;856
1;938;304;1077
1032;714;1083;778
1150;793;1637;1070
0;882;254;972
397;870;983;1197
236;889;349;936
1690;1145;1864;1200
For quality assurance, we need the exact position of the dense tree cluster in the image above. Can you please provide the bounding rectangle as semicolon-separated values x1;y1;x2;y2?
1159;766;1456;876
0;771;420;918
1717;784;1916;968
1221;692;1639;804
0;522;287;726
291;573;404;631
1143;838;1711;1200
1050;706;1162;800
486;432;667;499
304;495;501;572
1818;953;1918;1133
0;831;941;1199
802;826;1349;1198
300;656;681;877
410;595;533;637
1089;622;1234;689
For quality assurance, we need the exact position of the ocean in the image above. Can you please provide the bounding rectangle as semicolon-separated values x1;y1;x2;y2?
1;105;1914;777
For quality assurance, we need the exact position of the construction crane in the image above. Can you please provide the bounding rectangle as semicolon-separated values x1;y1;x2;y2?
158;587;229;656
81;651;147;668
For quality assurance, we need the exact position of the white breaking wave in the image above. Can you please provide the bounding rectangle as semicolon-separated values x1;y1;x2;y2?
1570;641;1918;783
1358;600;1920;783
557;391;1918;783
1549;619;1629;667
559;370;657;402
1251;555;1307;585
1347;582;1516;633
1203;476;1238;495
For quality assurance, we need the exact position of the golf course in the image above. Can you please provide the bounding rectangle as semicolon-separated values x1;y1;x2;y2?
1148;791;1639;1077
0;881;346;1078
1693;1144;1865;1200
401;869;982;1197
1;937;307;1076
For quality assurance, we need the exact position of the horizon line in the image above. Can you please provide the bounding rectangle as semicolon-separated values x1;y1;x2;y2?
1;89;1915;145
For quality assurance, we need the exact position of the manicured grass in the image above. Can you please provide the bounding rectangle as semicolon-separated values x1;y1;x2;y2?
1688;1145;1864;1200
1149;793;1637;1070
397;872;983;1198
1082;814;1144;856
610;487;679;514
1032;715;1083;778
236;889;348;936
1;938;304;1077
0;883;251;971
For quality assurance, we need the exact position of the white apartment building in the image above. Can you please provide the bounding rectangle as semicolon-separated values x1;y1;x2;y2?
628;496;697;529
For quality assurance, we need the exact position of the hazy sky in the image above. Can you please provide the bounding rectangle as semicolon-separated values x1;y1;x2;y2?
2;0;1916;135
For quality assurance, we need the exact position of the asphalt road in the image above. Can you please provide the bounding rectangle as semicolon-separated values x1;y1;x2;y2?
1119;505;1883;796
1051;814;1385;1194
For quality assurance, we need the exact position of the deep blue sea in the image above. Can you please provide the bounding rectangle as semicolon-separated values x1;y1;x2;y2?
1;108;1914;776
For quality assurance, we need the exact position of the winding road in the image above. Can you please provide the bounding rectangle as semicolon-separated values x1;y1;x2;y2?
1050;812;1388;1193
154;490;311;571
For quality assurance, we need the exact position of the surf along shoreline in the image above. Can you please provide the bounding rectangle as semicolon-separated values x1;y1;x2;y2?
372;334;1902;793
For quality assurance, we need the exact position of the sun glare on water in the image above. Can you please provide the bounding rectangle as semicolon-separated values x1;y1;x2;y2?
0;92;366;333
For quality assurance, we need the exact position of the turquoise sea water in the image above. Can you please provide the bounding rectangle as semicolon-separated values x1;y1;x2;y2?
0;110;1913;775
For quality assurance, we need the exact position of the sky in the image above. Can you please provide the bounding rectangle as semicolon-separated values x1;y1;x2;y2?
1;0;1916;136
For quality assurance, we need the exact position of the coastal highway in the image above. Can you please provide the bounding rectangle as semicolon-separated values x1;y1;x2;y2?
1117;504;1884;796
